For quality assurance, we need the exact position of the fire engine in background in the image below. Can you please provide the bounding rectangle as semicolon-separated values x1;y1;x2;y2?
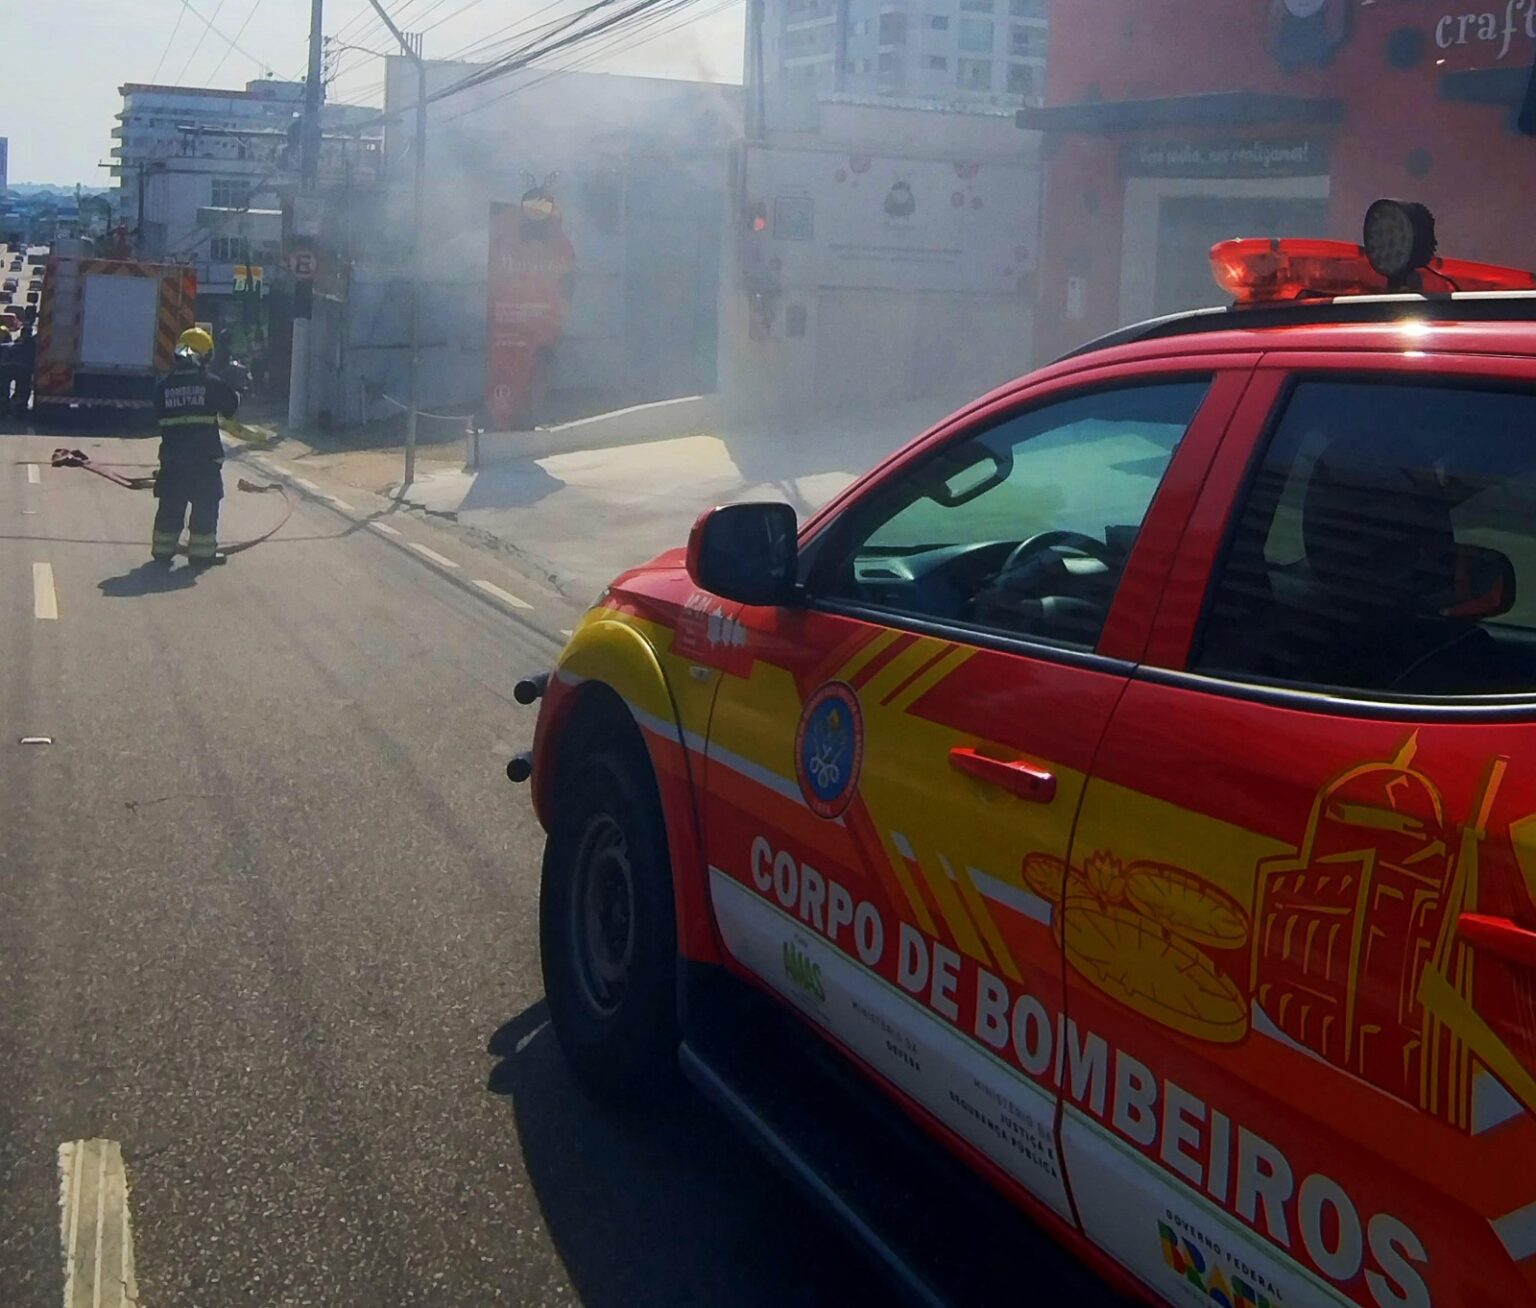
31;247;197;420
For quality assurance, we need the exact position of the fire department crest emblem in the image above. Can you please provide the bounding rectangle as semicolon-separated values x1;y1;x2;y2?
795;683;864;818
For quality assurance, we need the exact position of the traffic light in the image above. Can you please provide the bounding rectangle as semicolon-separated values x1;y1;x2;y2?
739;199;780;338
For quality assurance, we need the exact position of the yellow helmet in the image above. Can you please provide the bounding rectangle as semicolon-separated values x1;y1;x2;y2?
176;326;214;360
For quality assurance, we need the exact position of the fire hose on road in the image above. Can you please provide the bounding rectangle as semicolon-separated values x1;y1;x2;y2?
48;448;295;556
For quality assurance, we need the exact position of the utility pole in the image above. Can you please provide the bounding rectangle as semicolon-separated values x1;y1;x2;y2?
287;0;324;431
366;0;426;489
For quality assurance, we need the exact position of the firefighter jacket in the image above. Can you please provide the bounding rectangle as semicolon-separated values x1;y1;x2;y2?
153;362;240;499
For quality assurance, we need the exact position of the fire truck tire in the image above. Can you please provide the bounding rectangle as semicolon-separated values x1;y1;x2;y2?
540;741;679;1101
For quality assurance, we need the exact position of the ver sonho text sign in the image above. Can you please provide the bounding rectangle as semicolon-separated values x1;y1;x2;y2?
1120;136;1333;179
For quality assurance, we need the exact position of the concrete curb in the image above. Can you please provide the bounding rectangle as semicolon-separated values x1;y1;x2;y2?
472;394;722;465
219;434;565;654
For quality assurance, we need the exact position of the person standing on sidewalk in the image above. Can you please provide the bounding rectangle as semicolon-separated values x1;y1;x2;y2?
152;328;240;567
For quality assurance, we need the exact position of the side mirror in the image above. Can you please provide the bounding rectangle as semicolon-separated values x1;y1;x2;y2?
687;502;799;607
1436;542;1516;620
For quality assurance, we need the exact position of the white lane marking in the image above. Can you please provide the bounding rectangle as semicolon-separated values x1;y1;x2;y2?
325;495;355;512
560;629;573;638
58;1139;139;1308
294;477;321;491
33;562;57;620
369;521;402;537
266;461;294;476
515;1020;550;1054
26;463;41;484
471;578;532;610
408;542;459;569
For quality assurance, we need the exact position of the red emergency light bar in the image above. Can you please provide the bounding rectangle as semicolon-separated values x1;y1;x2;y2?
1211;237;1536;306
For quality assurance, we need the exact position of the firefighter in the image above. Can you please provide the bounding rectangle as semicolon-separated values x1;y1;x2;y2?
151;327;239;567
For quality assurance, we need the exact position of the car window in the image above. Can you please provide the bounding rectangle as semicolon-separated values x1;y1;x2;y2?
809;380;1210;650
1195;381;1536;697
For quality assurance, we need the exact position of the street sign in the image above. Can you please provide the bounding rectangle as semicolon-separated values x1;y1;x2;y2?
287;249;318;280
232;264;264;291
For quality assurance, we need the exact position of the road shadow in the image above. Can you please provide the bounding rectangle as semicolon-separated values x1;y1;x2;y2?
483;1003;869;1308
98;561;202;597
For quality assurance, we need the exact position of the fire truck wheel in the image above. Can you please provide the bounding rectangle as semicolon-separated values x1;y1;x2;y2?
540;742;679;1100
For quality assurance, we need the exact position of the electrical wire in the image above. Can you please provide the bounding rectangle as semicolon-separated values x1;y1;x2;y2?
421;0;495;35
168;0;269;74
436;0;732;125
431;0;668;99
176;0;233;85
442;0;592;62
207;0;270;83
150;2;190;83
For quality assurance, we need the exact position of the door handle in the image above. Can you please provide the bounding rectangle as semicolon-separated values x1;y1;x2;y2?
949;747;1056;803
1458;914;1536;968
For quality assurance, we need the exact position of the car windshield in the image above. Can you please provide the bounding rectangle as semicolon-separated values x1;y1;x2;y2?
3;3;1535;1306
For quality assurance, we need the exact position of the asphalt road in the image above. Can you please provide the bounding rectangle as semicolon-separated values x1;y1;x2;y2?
0;423;878;1306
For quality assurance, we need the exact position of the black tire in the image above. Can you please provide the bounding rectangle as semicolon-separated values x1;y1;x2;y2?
540;742;679;1100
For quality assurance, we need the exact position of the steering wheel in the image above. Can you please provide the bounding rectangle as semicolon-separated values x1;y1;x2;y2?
996;530;1118;579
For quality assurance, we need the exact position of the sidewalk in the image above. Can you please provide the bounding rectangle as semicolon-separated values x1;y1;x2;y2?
393;393;977;598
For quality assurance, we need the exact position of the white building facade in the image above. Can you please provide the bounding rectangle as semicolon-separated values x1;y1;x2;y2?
764;0;1047;120
110;80;380;311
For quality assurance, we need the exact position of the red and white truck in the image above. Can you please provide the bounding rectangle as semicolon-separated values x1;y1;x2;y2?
32;251;197;418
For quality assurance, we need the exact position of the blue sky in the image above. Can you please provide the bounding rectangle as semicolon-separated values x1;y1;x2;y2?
1;0;744;184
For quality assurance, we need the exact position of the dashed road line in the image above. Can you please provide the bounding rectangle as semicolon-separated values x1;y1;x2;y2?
58;1139;138;1308
266;462;294;476
408;542;459;569
369;521;402;538
326;495;356;512
26;463;41;484
33;562;57;620
294;477;321;492
471;578;533;610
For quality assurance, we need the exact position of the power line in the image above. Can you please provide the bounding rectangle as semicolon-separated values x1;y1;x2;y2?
207;0;270;83
169;0;270;75
176;0;233;85
421;0;494;35
437;0;730;125
150;3;191;83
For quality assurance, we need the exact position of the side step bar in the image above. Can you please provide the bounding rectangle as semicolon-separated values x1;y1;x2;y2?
679;1042;951;1308
677;966;1134;1308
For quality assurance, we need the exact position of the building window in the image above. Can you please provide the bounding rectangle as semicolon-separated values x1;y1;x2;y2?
210;178;251;210
878;12;906;44
959;17;993;52
927;13;949;27
878;51;901;74
925;54;948;69
959;0;994;12
1006;61;1036;95
957;57;992;89
1007;0;1044;15
1009;22;1045;55
209;235;249;263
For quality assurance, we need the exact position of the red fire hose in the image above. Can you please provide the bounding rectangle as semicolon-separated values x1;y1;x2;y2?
48;448;294;555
